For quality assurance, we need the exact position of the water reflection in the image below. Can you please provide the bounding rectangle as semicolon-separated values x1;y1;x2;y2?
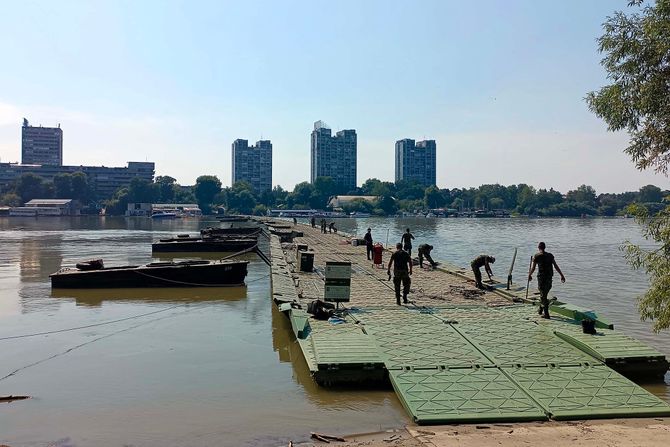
51;286;248;307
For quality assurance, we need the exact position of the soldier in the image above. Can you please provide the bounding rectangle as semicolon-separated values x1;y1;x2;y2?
417;244;437;268
320;219;327;233
528;242;566;319
310;216;316;228
363;228;374;260
387;242;413;305
471;254;495;289
401;228;415;256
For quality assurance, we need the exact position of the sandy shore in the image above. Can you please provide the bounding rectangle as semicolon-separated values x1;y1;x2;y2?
295;418;670;447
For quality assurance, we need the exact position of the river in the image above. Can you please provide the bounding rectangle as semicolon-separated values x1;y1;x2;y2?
0;216;668;446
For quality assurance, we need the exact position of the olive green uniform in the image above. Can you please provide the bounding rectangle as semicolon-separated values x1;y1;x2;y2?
390;249;412;305
471;255;493;288
534;251;555;309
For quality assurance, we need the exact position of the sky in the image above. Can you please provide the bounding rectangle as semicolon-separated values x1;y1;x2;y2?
0;0;667;193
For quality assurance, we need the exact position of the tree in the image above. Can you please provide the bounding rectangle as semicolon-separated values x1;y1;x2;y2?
638;184;663;203
566;185;597;205
291;182;315;208
127;177;159;203
155;175;177;203
587;0;670;331
586;0;670;174
70;172;92;203
53;174;72;198
194;175;222;213
15;173;50;203
424;185;445;209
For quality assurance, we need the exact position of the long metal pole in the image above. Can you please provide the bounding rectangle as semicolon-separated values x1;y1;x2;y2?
507;247;517;290
525;255;533;300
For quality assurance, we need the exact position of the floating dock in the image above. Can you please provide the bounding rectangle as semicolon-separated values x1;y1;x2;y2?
264;221;670;425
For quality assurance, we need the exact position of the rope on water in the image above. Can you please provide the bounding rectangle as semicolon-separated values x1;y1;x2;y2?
0;303;185;341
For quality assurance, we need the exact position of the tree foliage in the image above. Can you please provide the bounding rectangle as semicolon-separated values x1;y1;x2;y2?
588;0;670;330
586;0;670;174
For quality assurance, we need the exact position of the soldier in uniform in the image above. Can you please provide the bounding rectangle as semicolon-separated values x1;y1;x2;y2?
417;244;437;268
528;242;565;319
387;243;413;305
471;254;495;289
363;228;374;260
400;228;415;256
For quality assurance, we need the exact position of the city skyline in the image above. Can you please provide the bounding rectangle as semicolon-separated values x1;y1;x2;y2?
0;0;667;193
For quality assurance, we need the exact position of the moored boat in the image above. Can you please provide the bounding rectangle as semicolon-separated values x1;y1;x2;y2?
50;260;249;288
152;237;258;252
200;226;262;237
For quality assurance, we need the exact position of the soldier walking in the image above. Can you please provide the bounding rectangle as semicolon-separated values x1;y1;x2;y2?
401;228;415;256
388;243;413;305
528;242;566;319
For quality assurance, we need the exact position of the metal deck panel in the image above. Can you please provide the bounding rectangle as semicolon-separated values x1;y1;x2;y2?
389;367;547;424
456;320;598;367
505;365;670;420
365;320;493;369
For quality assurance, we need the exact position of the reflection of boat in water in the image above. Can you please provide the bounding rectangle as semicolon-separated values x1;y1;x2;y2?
216;215;249;222
51;285;248;306
50;260;249;288
151;211;177;219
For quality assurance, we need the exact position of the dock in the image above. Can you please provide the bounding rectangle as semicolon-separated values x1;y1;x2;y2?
264;221;670;425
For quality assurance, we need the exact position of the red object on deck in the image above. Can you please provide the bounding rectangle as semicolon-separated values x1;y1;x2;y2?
373;243;383;266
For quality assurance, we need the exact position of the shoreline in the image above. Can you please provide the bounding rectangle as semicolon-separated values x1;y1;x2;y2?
293;418;670;447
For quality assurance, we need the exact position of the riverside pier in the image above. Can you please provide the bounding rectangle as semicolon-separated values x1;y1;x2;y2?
262;220;670;425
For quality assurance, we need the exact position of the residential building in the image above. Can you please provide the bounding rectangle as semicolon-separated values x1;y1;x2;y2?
395;138;437;186
21;118;63;166
231;139;272;192
0;161;155;199
310;121;357;191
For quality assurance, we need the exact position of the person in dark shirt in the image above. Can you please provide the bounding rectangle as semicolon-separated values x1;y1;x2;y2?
418;244;437;268
471;254;495;289
320;219;327;233
387;243;413;305
400;228;415;256
310;216;316;228
363;228;373;260
528;242;566;319
328;222;336;233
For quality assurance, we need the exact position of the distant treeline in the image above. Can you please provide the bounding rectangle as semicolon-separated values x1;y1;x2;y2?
0;172;666;217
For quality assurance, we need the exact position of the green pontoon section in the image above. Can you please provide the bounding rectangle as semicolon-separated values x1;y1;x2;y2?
267;231;670;425
388;367;546;424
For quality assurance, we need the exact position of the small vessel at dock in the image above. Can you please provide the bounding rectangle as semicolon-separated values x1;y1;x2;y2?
200;226;262;237
50;260;249;288
152;237;258;252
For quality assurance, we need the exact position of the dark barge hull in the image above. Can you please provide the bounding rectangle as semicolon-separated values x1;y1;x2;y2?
51;260;249;288
152;238;257;252
200;227;261;236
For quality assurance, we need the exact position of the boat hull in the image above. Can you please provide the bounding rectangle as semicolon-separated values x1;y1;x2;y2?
152;238;257;252
50;260;248;288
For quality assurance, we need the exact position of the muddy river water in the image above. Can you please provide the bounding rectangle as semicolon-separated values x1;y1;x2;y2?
0;216;668;446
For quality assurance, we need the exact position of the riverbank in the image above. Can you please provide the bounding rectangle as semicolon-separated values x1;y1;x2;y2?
296;418;670;447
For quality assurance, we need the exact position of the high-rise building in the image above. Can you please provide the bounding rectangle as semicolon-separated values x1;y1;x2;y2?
310;120;357;191
21;118;63;166
395;138;437;186
231;139;272;192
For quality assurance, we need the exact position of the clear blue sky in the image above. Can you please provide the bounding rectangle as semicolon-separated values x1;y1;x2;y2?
0;0;666;193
